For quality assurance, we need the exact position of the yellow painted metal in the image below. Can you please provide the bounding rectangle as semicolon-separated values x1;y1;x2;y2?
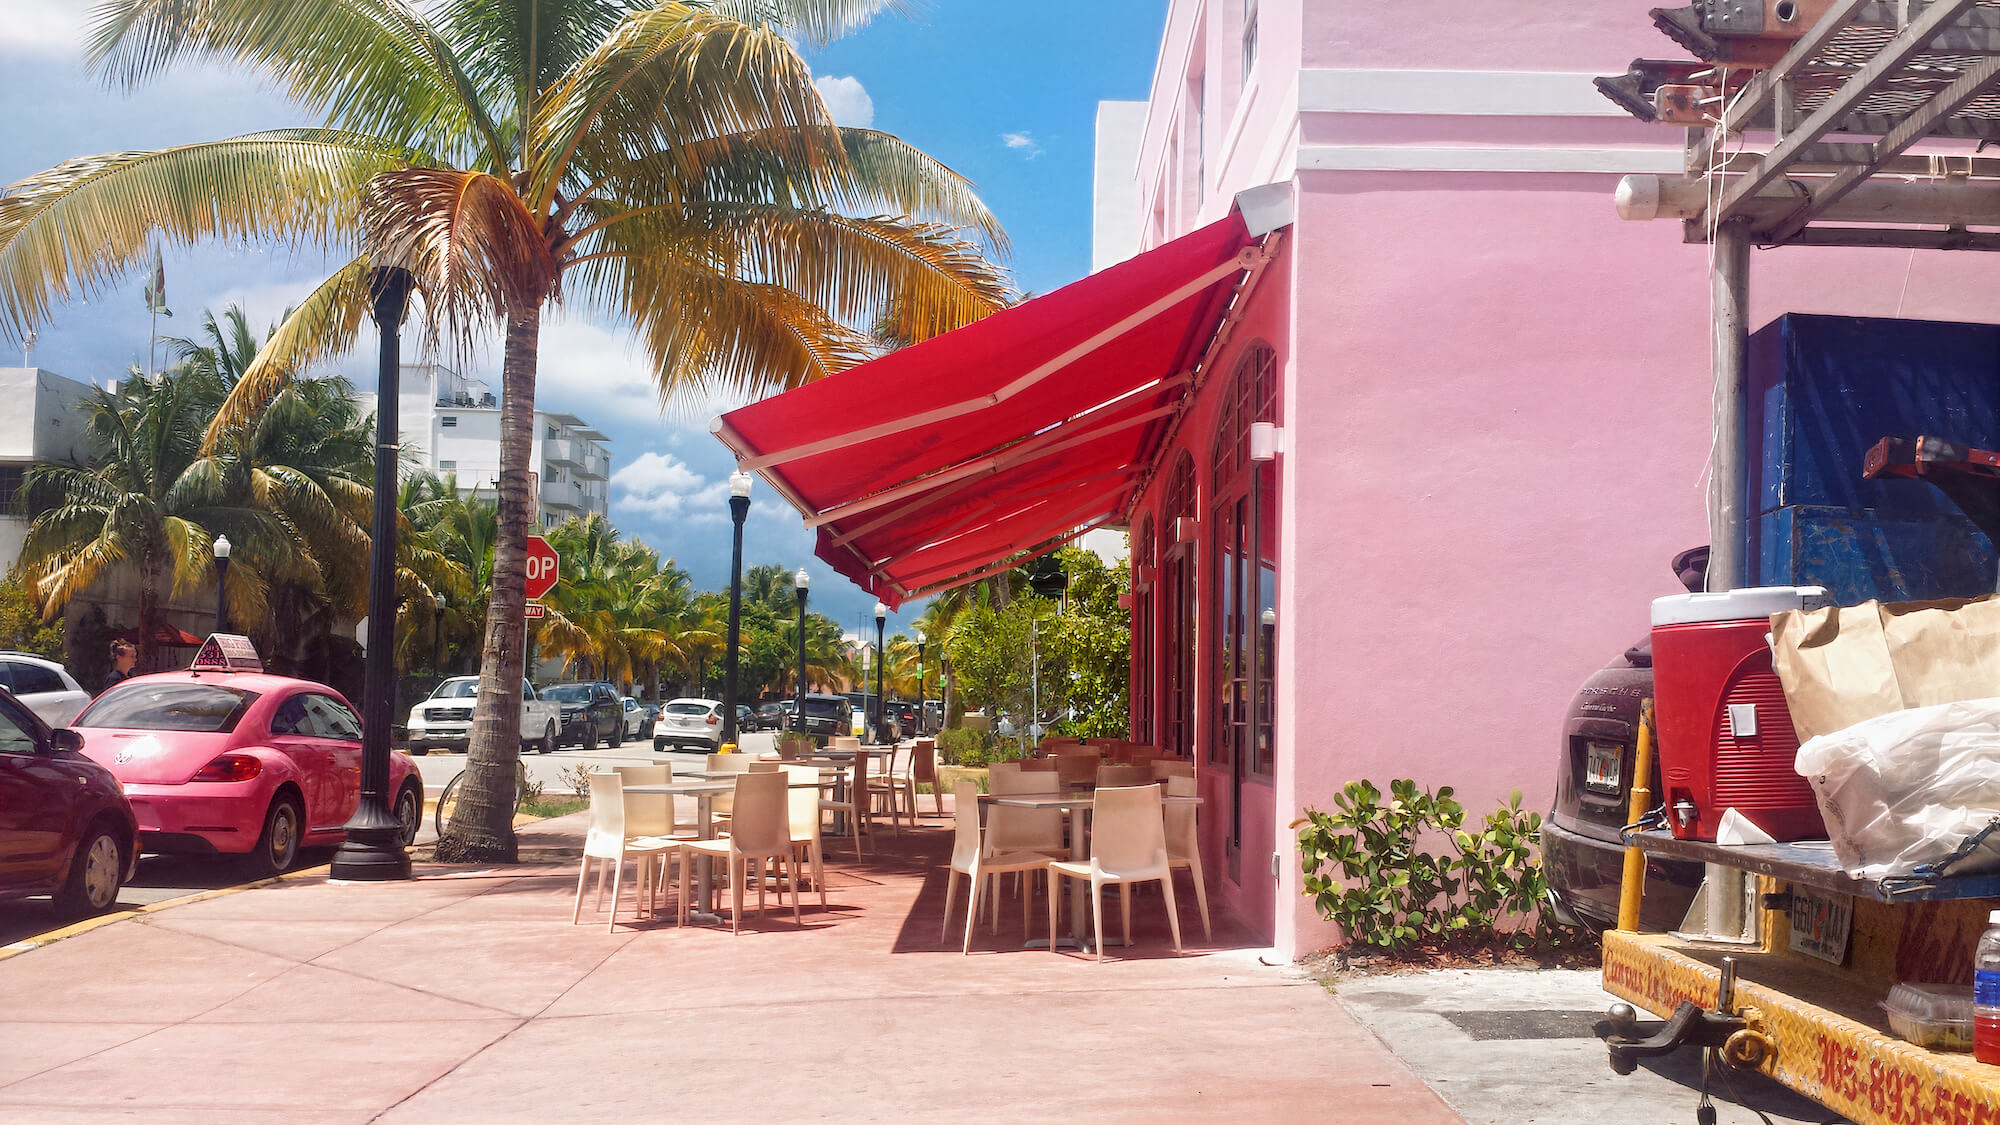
1604;929;2000;1124
1615;699;1656;932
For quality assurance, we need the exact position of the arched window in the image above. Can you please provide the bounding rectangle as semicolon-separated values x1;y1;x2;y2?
1160;454;1197;757
1208;343;1279;786
1131;515;1156;743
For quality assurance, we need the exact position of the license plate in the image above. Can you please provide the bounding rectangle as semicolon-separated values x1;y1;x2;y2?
1584;741;1623;794
1788;886;1853;965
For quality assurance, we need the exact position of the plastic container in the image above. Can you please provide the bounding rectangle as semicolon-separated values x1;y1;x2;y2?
1883;982;1976;1051
1649;586;1830;842
1977;909;2000;1064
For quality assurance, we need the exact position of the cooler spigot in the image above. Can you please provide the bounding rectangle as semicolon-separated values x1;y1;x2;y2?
1673;797;1698;828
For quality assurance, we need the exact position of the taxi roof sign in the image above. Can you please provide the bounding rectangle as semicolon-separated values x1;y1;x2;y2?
190;633;263;673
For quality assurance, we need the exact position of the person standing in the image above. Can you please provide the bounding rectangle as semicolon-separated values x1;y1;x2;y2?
102;640;137;690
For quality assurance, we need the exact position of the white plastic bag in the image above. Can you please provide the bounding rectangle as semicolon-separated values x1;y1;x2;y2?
1793;697;2000;880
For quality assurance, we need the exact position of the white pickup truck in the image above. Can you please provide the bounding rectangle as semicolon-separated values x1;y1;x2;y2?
405;677;564;755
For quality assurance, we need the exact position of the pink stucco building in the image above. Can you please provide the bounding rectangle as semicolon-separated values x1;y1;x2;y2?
1100;0;2000;957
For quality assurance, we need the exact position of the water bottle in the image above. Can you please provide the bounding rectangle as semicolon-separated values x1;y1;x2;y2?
1977;909;2000;1065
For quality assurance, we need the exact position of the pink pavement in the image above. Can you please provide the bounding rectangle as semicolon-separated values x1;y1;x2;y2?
0;806;1463;1124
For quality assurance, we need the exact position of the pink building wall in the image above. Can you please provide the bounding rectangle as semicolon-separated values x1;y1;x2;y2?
1116;0;2000;958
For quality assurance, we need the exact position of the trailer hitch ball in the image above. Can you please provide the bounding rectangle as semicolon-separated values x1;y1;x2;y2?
1605;1001;1748;1076
1606;1002;1640;1037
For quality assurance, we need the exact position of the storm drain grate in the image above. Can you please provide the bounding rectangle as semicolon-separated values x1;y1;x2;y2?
1437;1009;1607;1041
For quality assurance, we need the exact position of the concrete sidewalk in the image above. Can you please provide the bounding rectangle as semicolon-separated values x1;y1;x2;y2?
0;809;1462;1124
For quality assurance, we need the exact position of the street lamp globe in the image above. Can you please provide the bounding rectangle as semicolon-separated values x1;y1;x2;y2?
212;534;231;560
729;470;753;499
795;567;810;594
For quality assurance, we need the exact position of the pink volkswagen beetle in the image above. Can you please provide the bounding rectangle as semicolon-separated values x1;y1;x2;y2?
72;666;422;876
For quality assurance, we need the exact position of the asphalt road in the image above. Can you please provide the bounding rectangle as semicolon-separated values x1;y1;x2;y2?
0;730;779;948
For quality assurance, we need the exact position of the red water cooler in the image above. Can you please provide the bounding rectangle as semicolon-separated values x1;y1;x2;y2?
1650;587;1831;842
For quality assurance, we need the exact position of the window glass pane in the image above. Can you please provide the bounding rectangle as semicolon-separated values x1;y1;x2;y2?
0;706;36;755
78;683;259;733
307;694;363;741
6;661;63;695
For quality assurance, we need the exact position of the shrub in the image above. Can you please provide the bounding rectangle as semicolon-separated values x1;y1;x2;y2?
937;727;1031;767
1292;779;1572;955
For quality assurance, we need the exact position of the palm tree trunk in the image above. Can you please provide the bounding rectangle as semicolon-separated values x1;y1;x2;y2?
438;305;540;862
137;553;161;673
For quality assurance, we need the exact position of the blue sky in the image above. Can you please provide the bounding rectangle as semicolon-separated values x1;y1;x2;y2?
0;1;1165;640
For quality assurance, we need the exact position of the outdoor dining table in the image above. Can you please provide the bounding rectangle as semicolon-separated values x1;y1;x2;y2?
978;789;1202;952
624;776;834;925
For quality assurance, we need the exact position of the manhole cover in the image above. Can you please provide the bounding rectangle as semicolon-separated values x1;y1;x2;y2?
1437;1009;1606;1041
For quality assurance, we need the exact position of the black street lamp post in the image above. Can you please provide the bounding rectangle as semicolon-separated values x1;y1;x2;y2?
873;601;886;744
793;568;809;737
331;265;414;882
212;535;231;633
432;593;446;674
720;471;751;747
915;630;926;737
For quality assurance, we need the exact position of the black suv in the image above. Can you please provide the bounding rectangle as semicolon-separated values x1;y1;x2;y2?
791;693;852;741
542;682;623;749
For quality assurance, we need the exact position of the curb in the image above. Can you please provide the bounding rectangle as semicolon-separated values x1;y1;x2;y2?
0;862;332;964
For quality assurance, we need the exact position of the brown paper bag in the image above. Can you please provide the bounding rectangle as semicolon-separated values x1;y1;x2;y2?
1771;595;2000;742
1770;603;1904;742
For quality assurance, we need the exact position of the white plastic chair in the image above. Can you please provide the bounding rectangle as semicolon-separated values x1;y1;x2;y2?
572;772;678;932
910;740;942;818
941;781;1051;953
614;764;698;838
1164;774;1211;940
705;752;758;828
818;747;871;854
679;771;799;933
868;743;914;833
781;763;827;911
1046;784;1182;962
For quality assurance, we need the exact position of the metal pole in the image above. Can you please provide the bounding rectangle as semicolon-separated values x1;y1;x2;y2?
1030;616;1040;753
794;583;809;738
874;613;885;743
1708;222;1752;592
331;266;414;882
917;640;926;736
721;490;749;746
213;556;229;633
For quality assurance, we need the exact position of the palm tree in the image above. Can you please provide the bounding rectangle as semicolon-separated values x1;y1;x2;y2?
0;0;1013;862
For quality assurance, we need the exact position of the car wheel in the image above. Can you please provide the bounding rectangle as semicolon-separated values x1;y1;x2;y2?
607;718;622;748
583;723;599;751
539;721;557;755
53;824;125;916
248;794;303;878
394;782;423;847
653;736;668;752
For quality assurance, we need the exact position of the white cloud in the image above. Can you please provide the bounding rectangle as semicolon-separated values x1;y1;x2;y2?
0;0;81;55
611;451;709;518
1001;131;1044;159
814;75;874;128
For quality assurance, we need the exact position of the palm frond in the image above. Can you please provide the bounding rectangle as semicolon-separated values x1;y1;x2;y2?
202;257;375;452
699;0;914;46
361;168;560;344
0;131;411;339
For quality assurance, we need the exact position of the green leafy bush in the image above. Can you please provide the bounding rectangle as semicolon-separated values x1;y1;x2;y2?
1293;779;1572;955
937;727;1029;767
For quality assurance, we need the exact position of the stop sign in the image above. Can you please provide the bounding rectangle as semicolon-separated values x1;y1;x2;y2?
523;535;560;600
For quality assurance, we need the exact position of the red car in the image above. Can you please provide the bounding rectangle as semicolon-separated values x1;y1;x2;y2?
0;688;137;915
72;671;423;876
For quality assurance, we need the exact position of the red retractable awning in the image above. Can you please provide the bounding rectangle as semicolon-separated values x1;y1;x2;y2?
713;201;1285;608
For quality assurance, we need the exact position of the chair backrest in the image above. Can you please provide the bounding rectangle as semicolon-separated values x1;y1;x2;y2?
951;780;985;869
584;772;626;858
780;763;821;839
1150;759;1194;780
850;745;869;796
727;770;790;854
1164;773;1198;858
611;765;674;837
888;743;913;782
707;754;757;817
986;762;1063;855
1017;757;1056;772
1089;784;1168;876
749;761;781;773
910;740;937;784
832;736;860;751
1097;763;1152;788
1040;738;1084;756
1054;753;1101;786
777;737;806;760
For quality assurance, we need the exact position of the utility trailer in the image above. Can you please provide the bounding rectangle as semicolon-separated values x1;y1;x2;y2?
1595;2;2000;1118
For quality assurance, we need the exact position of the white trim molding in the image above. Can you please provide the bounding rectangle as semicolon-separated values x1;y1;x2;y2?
1298;144;1684;175
1299;68;1626;119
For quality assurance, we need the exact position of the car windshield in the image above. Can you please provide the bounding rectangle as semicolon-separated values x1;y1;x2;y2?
76;682;259;733
802;698;845;716
432;680;478;699
665;702;709;716
542;685;592;703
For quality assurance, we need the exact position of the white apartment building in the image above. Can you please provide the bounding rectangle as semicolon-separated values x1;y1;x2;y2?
0;367;98;566
367;364;612;528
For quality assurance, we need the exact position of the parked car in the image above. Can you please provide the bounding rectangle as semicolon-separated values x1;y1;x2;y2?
72;669;424;876
757;702;785;730
405;677;562;755
621;697;655;741
1544;549;1707;932
791;693;852;741
542;682;623;749
0;688;138;915
884;701;917;740
654;698;723;751
0;651;92;728
735;704;759;733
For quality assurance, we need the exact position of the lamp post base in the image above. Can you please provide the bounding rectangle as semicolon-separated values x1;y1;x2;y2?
329;802;412;881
